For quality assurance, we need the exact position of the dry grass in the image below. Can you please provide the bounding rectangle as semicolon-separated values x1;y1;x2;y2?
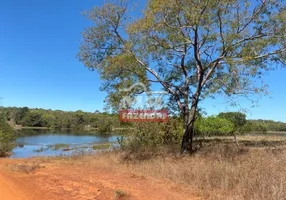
11;163;42;173
119;145;286;200
92;143;112;150
34;136;286;200
74;143;286;200
114;189;129;200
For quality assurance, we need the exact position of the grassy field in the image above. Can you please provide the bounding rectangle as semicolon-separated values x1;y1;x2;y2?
3;134;286;200
91;134;286;200
17;134;284;200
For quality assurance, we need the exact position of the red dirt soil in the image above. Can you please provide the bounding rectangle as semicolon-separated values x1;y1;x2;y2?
0;157;199;200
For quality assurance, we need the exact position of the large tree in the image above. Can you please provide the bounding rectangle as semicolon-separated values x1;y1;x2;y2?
78;0;286;153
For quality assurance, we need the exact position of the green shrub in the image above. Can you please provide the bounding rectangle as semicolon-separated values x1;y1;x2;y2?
199;116;235;137
218;112;247;133
119;118;183;154
0;117;16;157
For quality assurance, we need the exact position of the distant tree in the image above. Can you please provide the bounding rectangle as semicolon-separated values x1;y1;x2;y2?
218;112;247;146
21;111;43;127
41;113;56;128
54;111;72;129
73;111;88;128
14;107;29;124
246;120;269;133
218;112;247;132
79;0;286;153
199;116;234;137
98;119;113;134
0;107;14;121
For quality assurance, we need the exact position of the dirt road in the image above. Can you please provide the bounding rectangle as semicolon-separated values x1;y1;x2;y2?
0;157;197;200
0;172;29;200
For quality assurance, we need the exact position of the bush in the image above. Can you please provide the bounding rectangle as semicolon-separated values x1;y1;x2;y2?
198;116;235;137
0;117;16;157
119;118;183;155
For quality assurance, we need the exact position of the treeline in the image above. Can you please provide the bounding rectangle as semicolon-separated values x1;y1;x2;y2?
247;119;286;132
196;114;286;135
1;106;285;134
1;106;286;157
0;107;124;132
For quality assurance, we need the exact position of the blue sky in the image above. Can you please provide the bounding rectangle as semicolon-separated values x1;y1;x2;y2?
0;0;285;122
201;68;286;122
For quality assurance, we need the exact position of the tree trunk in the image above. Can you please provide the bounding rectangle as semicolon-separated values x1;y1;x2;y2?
181;104;197;154
233;133;240;148
181;122;194;153
180;74;202;154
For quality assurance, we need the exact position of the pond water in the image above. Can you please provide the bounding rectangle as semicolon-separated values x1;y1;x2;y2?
11;129;120;158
